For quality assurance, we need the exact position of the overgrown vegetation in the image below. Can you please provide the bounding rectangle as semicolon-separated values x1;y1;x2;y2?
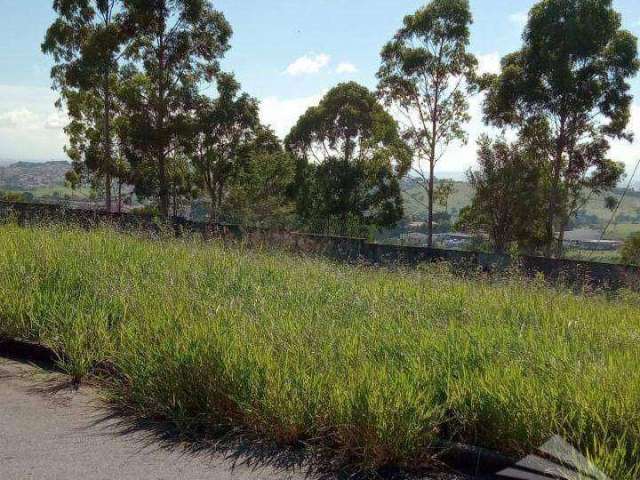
39;0;640;257
621;233;640;265
456;135;547;253
1;224;640;478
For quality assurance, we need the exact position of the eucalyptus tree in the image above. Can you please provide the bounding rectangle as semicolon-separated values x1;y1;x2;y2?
434;179;455;215
190;73;260;221
225;127;297;227
286;82;412;231
120;0;232;217
483;0;639;256
459;135;547;254
43;0;128;212
112;155;131;213
377;0;478;246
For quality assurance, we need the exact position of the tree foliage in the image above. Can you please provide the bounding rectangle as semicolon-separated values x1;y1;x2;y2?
118;0;232;217
287;82;411;232
225;128;297;227
43;0;128;211
458;135;547;253
434;179;455;214
40;0;640;252
190;73;260;221
377;0;477;245
483;0;639;255
621;233;640;265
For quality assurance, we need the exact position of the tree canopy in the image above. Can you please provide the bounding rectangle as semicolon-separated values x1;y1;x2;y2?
458;135;547;253
190;73;260;221
118;0;232;217
287;82;411;231
377;0;477;246
483;0;639;255
39;0;640;260
43;0;128;211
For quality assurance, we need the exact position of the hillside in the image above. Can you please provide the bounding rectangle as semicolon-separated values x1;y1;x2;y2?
402;177;640;240
0;161;70;191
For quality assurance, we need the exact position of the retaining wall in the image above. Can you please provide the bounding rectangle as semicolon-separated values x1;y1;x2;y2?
2;200;638;289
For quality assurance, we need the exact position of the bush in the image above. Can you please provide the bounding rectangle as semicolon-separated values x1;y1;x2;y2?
621;233;640;265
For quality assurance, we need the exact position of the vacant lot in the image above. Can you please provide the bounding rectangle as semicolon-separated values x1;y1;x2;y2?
0;225;639;477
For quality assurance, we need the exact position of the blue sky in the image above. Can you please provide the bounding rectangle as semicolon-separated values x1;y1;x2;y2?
1;0;639;174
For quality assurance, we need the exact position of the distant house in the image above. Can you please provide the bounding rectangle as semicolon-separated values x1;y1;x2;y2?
407;221;428;231
562;229;623;251
433;233;483;249
401;232;482;249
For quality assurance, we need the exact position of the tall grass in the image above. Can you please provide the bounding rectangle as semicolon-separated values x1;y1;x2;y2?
0;224;639;477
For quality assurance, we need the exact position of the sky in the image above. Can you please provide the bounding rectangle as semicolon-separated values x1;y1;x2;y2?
0;0;639;175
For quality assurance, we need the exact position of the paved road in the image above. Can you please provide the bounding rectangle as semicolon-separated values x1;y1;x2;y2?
0;358;310;480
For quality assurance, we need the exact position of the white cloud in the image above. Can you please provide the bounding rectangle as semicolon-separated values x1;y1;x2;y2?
44;111;68;130
610;102;640;177
0;108;41;130
284;53;331;76
509;11;528;28
260;93;324;138
0;85;67;160
477;52;501;75
336;62;358;74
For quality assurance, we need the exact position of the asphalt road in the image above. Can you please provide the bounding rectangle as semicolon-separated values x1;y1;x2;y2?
0;357;472;480
0;358;309;480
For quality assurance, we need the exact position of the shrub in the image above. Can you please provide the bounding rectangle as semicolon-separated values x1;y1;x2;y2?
621;233;640;265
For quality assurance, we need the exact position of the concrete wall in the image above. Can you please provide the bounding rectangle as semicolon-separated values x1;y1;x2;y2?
2;200;638;290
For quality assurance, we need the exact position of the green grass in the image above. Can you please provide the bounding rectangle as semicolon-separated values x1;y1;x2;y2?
562;248;623;264
30;185;93;199
605;223;640;240
1;224;640;477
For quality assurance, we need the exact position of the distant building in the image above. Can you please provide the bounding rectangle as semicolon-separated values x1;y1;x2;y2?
407;221;428;231
564;239;623;251
401;232;483;249
433;233;483;249
562;229;623;251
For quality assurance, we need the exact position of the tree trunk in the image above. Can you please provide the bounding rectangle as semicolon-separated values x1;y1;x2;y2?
117;180;122;214
172;184;178;218
105;173;112;213
427;88;439;249
103;72;113;213
427;160;435;248
156;38;170;218
207;182;217;223
556;213;568;258
158;153;170;217
216;182;224;223
546;164;561;257
546;122;566;258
